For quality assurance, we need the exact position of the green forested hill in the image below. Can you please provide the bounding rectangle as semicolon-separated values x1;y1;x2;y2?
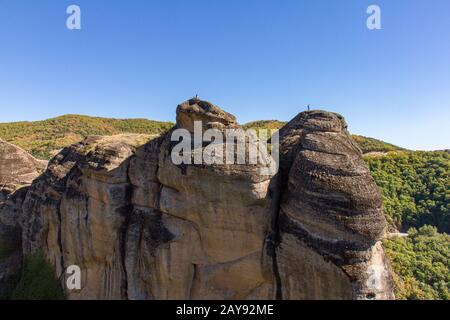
0;115;173;159
365;151;450;233
353;135;403;154
242;120;287;132
384;226;450;300
368;151;450;300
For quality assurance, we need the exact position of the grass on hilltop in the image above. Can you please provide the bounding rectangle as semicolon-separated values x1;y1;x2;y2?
353;135;403;154
0;116;404;159
0;115;173;160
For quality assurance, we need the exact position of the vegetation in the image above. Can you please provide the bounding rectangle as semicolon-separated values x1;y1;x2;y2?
10;254;65;300
242;120;286;132
0;114;173;159
353;135;403;154
384;226;450;300
366;151;449;300
242;120;404;154
365;151;450;233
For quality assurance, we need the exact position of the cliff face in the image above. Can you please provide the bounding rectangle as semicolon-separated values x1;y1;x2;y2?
0;100;394;300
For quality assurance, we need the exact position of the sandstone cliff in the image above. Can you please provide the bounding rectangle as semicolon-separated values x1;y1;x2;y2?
0;99;394;300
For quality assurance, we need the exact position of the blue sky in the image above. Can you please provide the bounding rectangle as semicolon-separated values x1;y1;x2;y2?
0;0;449;150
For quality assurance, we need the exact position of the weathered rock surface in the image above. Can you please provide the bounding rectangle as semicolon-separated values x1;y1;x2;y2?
0;100;394;300
273;111;394;299
0;224;22;299
176;98;238;132
128;130;274;299
18;134;151;299
0;139;47;201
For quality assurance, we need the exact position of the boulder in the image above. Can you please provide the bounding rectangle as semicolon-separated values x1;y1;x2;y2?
0;139;47;201
176;98;238;132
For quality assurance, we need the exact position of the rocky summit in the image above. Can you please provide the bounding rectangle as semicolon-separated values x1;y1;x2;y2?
176;98;238;132
0;99;394;300
274;110;393;299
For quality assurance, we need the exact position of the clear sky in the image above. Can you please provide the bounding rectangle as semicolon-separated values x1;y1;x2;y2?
0;0;449;150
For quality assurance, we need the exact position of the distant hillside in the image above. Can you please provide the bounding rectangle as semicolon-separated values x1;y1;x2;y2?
353;135;403;154
0;115;173;159
366;150;450;233
367;150;450;300
242;120;404;154
384;226;450;300
242;120;287;132
0;116;405;160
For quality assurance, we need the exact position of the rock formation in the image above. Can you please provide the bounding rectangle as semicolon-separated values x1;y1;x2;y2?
272;111;393;299
0;139;47;201
0;139;47;298
0;100;394;300
176;98;238;132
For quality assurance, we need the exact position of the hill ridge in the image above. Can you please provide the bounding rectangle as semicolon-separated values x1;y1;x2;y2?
0;114;412;159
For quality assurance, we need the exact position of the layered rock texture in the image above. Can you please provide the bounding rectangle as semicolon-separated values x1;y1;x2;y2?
0;99;394;300
0;139;47;201
176;98;238;133
273;111;393;299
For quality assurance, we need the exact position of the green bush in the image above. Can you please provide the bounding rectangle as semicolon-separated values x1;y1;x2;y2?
11;254;65;300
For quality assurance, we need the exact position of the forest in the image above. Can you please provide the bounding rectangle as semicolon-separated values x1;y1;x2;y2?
367;151;449;300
